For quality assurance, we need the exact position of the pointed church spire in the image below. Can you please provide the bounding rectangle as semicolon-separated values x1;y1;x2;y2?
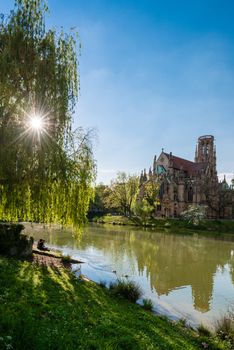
153;155;157;175
140;170;144;185
149;166;152;178
169;152;173;167
195;145;198;162
231;174;234;190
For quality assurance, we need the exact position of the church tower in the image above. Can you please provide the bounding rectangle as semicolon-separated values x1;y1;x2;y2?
195;135;215;163
195;135;217;179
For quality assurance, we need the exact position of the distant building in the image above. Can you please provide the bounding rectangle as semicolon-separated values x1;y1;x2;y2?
140;135;234;219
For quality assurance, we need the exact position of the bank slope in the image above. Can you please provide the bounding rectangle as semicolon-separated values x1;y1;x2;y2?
93;215;234;234
0;257;227;350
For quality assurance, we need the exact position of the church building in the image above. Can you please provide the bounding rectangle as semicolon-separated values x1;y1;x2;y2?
140;135;234;219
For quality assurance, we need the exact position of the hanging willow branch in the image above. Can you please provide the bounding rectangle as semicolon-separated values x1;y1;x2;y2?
0;0;96;226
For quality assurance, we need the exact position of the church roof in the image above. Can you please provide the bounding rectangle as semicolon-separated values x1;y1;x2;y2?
164;153;206;175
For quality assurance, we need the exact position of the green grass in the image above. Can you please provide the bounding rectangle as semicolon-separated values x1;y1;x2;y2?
93;215;234;234
0;256;228;350
109;279;143;303
215;310;234;344
61;254;72;263
94;214;136;226
197;324;211;337
142;298;154;311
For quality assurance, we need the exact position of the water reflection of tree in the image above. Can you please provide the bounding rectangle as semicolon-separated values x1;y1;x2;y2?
80;227;234;313
229;252;234;286
31;224;234;313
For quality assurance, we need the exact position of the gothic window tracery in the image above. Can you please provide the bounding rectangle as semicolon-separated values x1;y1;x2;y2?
159;183;164;199
188;186;193;202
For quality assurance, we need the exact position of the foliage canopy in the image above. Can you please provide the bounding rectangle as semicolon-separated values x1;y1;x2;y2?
0;0;95;226
106;172;139;216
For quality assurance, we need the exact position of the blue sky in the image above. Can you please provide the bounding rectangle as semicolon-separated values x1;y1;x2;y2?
2;0;234;183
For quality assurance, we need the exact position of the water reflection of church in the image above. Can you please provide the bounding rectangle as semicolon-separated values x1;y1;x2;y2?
80;226;234;314
133;232;234;313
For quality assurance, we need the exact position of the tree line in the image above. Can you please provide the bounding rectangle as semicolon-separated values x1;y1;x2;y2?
89;172;160;222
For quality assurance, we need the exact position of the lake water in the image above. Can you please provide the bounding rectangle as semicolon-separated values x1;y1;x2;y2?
24;223;234;328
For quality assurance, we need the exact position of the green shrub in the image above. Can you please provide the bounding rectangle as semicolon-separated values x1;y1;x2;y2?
0;223;33;257
61;255;72;263
216;315;234;342
142;298;153;311
178;318;187;327
109;279;143;303
197;324;211;337
99;280;107;288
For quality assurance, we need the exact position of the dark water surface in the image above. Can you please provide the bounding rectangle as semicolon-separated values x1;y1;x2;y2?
24;223;234;327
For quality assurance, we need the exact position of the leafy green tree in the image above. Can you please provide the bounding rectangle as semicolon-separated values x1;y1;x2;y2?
0;0;95;226
107;172;139;216
135;176;160;220
134;199;153;224
89;184;112;214
143;178;160;211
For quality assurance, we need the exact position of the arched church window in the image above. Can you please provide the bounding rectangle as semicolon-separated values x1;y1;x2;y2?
166;185;169;194
160;183;164;198
188;186;193;202
202;144;205;155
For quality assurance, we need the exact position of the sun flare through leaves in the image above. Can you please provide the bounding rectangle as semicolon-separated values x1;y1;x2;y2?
0;0;96;227
29;115;44;131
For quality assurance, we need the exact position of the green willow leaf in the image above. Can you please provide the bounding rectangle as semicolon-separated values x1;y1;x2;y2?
0;0;96;227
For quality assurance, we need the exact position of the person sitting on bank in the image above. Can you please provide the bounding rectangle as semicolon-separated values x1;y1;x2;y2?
37;239;50;251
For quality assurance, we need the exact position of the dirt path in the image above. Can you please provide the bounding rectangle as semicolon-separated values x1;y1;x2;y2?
32;252;66;268
31;244;83;269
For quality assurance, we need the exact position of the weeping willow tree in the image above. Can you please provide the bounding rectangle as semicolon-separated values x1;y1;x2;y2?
0;0;96;226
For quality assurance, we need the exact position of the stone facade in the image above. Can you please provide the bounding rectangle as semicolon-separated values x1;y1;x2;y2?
140;135;234;219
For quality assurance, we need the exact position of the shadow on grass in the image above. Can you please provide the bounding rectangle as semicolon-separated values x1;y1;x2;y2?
0;256;225;350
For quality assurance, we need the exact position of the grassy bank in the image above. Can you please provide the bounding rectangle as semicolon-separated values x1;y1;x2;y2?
91;215;234;234
0;256;228;350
